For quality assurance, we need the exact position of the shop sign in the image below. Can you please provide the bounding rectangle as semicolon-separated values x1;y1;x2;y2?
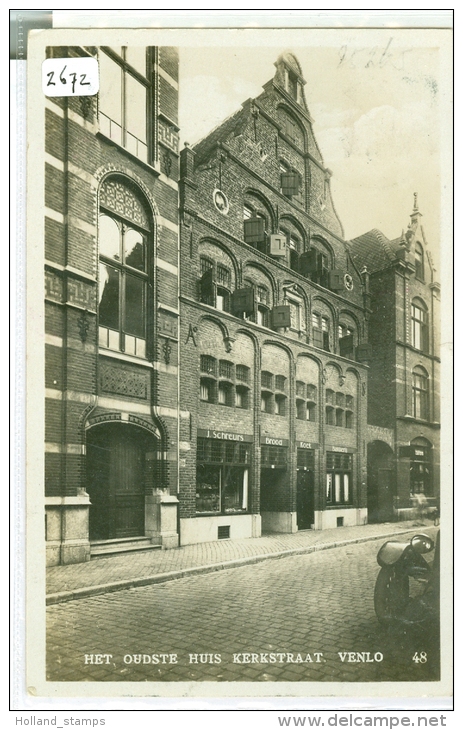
297;441;319;450
197;428;253;443
327;445;357;454
260;436;289;447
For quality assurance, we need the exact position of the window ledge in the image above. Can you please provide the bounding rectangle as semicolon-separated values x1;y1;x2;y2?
98;348;152;367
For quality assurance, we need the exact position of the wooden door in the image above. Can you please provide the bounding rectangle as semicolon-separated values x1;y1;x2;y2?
87;425;147;540
297;470;314;530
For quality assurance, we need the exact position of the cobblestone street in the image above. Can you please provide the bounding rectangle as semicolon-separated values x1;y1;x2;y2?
47;534;439;684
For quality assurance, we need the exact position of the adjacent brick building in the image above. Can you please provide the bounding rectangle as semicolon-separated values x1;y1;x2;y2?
349;199;440;522
44;45;181;565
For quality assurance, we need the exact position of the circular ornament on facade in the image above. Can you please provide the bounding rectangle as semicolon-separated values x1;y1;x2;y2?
344;273;354;291
213;189;229;215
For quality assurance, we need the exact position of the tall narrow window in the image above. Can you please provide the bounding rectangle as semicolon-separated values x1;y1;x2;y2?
412;366;429;420
98;179;151;358
415;242;425;281
411;300;429;352
98;48;150;163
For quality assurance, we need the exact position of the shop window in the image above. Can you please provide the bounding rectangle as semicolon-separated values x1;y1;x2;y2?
412;366;429;420
261;445;287;466
199;257;232;312
98;180;151;358
312;312;330;351
409;445;433;496
98;48;151;163
326;453;353;505
297;448;315;470
196;438;250;514
411;300;429;352
415;242;425;281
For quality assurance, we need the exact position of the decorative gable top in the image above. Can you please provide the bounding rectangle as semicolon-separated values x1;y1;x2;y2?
273;52;309;113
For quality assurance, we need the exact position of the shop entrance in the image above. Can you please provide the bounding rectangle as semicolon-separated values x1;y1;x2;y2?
367;441;395;523
296;470;314;529
86;423;153;540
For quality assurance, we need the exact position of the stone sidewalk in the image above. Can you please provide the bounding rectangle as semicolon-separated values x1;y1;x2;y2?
46;519;435;605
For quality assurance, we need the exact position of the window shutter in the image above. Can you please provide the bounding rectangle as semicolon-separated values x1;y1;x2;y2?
339;334;354;358
299;249;318;277
231;287;256;315
269;234;287;257
280;171;300;197
243;217;266;244
200;268;215;301
272;305;291;329
355;343;372;362
328;270;344;291
312;328;324;348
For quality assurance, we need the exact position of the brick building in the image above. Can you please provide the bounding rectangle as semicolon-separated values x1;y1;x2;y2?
44;45;181;565
178;53;372;544
43;47;440;561
349;199;440;522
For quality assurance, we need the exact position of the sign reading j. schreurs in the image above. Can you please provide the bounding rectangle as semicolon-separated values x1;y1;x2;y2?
197;429;253;442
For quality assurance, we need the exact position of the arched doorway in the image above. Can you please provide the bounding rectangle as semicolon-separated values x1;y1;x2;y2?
86;423;157;540
367;441;395;523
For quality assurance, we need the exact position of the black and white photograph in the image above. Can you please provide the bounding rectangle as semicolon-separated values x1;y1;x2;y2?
21;18;452;705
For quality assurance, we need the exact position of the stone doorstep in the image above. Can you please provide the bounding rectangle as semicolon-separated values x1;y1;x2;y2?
90;536;163;557
46;525;422;606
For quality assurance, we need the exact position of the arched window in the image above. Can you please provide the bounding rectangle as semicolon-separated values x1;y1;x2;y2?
412;366;429;420
199;256;232;312
411;299;429;352
98;178;152;358
415;242;425;281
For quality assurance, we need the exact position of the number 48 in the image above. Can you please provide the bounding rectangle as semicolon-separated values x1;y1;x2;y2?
412;652;427;663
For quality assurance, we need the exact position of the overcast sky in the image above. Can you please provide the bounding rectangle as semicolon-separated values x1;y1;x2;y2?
178;35;446;270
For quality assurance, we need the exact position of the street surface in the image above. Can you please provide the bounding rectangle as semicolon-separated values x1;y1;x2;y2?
47;536;440;683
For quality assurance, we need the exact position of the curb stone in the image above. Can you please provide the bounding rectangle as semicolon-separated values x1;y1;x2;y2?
46;525;421;606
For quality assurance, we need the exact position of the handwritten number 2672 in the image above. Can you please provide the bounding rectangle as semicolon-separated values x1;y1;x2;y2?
46;66;91;94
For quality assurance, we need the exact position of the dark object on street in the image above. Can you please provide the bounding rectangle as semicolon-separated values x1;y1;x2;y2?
374;531;440;628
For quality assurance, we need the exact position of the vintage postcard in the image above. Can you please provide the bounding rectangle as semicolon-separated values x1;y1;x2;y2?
21;18;452;707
